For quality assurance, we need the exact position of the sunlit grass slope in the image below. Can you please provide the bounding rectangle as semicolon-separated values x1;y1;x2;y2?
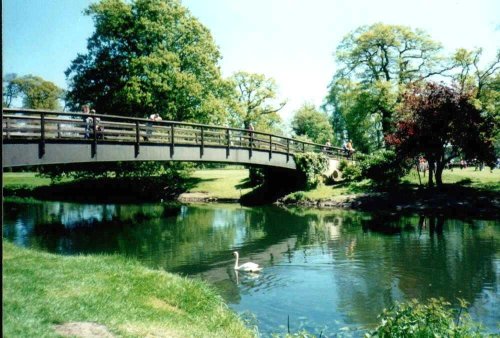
2;171;54;187
401;167;500;191
2;241;254;338
187;168;253;199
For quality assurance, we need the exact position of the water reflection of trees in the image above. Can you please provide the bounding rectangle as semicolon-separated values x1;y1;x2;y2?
3;201;498;330
329;215;498;327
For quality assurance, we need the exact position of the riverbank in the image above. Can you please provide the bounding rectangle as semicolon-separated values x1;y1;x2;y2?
3;168;499;218
2;241;253;337
278;185;500;219
277;168;500;219
3;169;251;203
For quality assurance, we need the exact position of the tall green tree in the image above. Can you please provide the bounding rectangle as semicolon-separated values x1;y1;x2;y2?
451;48;500;153
2;73;21;107
291;103;333;144
325;23;450;149
228;71;286;133
452;48;499;99
65;0;230;123
386;83;496;187
2;74;63;110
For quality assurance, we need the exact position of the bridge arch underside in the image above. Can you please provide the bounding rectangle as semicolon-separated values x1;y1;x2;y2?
2;141;297;170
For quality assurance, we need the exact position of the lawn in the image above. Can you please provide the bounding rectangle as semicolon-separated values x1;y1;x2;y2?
186;167;253;199
2;241;253;338
4;166;498;202
284;167;500;202
2;171;54;187
401;167;500;191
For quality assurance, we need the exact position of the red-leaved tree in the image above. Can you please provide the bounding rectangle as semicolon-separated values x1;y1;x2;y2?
386;82;496;187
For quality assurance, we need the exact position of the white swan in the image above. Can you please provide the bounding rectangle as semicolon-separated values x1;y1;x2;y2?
233;251;262;272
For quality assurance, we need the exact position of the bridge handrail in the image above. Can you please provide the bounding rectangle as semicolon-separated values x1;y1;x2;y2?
2;108;348;159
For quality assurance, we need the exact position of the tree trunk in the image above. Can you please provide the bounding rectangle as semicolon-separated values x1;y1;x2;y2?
435;162;445;187
427;160;434;187
380;107;393;136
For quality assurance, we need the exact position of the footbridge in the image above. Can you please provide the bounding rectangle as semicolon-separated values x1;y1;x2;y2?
2;108;348;176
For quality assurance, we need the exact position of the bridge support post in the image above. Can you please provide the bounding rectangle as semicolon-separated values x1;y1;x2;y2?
286;139;290;162
269;135;272;159
91;116;97;158
226;129;230;158
249;133;253;159
170;124;175;157
135;121;140;157
39;112;45;158
200;127;204;158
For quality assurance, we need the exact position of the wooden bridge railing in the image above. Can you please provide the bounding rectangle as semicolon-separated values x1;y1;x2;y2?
2;108;349;161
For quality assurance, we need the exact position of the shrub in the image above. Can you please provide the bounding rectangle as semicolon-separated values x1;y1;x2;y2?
367;298;483;337
341;163;362;181
357;150;406;186
337;159;349;172
282;191;308;203
294;152;329;189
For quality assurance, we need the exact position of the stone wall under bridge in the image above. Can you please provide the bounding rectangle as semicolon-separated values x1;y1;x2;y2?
323;158;343;182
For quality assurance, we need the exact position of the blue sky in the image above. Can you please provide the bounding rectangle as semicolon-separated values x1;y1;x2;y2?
3;0;499;123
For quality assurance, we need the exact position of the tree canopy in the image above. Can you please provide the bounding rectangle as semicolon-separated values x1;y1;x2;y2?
291;103;333;144
325;23;449;150
386;82;497;187
65;0;230;123
228;71;286;133
2;74;64;110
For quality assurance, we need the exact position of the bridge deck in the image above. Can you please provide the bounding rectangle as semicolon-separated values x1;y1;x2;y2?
2;108;348;168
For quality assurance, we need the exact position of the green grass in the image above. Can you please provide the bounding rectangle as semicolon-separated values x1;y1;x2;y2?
3;169;253;200
2;241;254;338
401;167;500;192
2;172;55;188
186;168;253;199
284;167;500;202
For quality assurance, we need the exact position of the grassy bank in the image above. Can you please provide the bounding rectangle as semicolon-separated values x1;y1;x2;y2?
183;168;253;200
3;168;253;202
284;167;500;201
4;167;498;207
2;241;253;338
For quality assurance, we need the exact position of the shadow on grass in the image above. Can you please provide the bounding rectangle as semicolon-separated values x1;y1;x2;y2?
4;176;194;203
235;177;255;189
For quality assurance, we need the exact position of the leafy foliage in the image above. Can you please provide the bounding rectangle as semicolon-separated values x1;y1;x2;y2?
356;149;407;185
65;0;230;123
368;298;483;337
291;103;333;144
281;191;309;203
324;23;448;149
37;162;192;182
386;82;497;187
451;48;499;153
228;71;286;132
3;74;64;109
338;150;406;184
340;161;363;182
293;152;329;189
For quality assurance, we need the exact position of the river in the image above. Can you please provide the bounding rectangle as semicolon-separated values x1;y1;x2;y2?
3;199;499;336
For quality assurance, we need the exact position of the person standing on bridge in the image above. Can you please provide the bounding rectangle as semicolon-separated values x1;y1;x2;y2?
248;123;256;148
85;109;101;139
145;113;162;141
346;140;355;159
82;104;90;138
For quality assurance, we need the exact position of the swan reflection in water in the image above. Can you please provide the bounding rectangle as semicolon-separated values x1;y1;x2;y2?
232;268;261;286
